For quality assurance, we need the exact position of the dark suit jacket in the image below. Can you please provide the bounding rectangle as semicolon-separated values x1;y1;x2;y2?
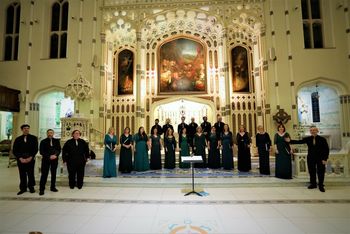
162;124;174;135
200;121;212;137
62;138;89;165
214;121;225;139
290;135;329;161
177;123;188;134
13;134;38;159
187;122;198;138
39;137;61;161
150;124;163;135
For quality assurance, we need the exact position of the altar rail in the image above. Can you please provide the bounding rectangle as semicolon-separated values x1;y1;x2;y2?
294;152;350;178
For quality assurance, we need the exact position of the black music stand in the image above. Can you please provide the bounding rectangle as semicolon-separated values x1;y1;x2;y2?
181;156;203;196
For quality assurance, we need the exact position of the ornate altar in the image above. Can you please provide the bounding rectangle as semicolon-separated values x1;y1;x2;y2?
60;117;90;142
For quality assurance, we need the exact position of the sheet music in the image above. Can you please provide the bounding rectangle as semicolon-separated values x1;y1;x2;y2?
181;155;203;163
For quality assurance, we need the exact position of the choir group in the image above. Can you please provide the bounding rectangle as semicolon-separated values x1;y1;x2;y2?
12;115;330;196
105;116;292;179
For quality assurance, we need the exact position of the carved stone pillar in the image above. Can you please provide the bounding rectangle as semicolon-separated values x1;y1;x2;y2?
220;28;231;123
135;31;145;127
99;32;107;132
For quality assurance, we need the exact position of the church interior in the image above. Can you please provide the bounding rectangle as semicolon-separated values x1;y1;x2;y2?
0;0;350;233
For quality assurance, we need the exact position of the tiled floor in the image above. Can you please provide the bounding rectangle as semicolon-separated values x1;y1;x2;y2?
1;158;350;234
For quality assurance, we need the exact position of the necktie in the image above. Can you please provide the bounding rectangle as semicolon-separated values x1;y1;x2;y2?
50;139;53;147
24;136;27;143
313;137;316;145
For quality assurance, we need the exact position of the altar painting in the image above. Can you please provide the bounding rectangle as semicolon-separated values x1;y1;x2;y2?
158;38;206;93
118;49;134;95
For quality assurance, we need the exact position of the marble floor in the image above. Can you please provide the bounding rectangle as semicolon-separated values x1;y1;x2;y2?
0;157;350;234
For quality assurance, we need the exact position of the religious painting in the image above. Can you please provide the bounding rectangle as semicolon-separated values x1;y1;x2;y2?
231;46;250;92
158;37;206;94
117;49;134;95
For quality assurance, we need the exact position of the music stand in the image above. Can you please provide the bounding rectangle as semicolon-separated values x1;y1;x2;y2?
181;155;203;196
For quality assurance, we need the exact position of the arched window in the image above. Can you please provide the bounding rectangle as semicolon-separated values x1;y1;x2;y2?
4;2;20;61
49;0;69;58
301;0;323;48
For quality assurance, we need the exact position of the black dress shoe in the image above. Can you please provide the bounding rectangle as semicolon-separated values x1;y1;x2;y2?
308;184;317;189
319;187;325;192
39;191;44;196
50;188;58;192
77;186;82;189
29;188;35;193
17;190;26;195
70;186;74;189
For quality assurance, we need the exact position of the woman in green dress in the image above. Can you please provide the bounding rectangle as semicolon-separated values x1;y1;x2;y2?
179;127;190;168
193;126;207;168
103;127;117;178
150;127;162;170
133;127;150;171
118;127;133;173
274;124;292;179
164;128;176;169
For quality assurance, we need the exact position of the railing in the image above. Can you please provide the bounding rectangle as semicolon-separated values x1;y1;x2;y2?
89;128;104;149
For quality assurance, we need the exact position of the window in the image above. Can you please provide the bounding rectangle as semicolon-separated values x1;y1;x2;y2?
49;0;69;58
311;92;320;122
301;0;323;48
4;2;20;61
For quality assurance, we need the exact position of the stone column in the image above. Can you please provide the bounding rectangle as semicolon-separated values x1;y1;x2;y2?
105;42;114;129
220;28;231;123
99;32;107;132
135;31;145;127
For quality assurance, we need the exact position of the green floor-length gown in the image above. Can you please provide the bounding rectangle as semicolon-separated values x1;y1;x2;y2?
103;134;117;177
133;134;150;171
179;134;190;168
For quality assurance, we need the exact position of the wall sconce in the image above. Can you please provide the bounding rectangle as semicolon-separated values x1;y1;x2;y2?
336;3;343;9
20;20;26;25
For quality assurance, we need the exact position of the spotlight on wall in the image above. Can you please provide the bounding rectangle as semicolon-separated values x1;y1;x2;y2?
91;55;98;68
268;47;277;61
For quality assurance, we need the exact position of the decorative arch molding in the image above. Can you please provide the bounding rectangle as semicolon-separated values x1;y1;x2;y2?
141;9;224;46
105;17;137;48
227;12;264;45
296;77;349;95
150;96;216;120
33;85;66;102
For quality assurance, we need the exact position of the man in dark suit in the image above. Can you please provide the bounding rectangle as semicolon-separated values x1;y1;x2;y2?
162;118;174;135
290;126;329;192
12;124;38;195
200;116;211;140
39;129;61;195
177;116;188;135
150;119;163;135
187;117;198;151
62;130;90;189
214;115;225;139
